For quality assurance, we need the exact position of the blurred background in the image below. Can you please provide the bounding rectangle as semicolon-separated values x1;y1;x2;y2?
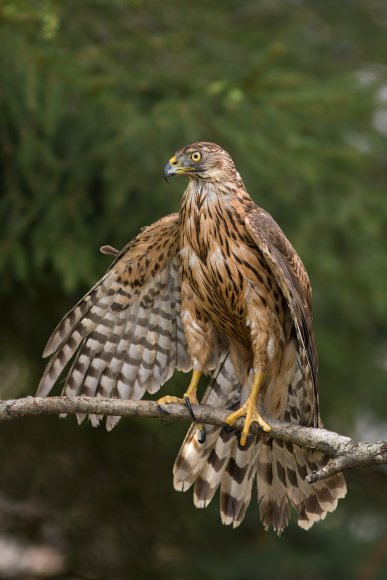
1;0;387;578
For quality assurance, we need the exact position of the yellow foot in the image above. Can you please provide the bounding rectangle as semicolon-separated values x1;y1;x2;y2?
158;370;201;418
226;403;271;446
157;395;183;406
157;392;199;419
157;393;198;406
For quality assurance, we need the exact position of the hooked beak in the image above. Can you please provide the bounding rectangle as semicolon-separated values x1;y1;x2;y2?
163;155;193;182
163;160;177;183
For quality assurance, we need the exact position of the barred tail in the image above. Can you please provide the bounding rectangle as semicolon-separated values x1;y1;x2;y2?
174;345;346;533
257;361;346;533
173;354;260;528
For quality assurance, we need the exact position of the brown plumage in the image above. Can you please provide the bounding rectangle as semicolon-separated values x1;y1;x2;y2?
38;141;346;532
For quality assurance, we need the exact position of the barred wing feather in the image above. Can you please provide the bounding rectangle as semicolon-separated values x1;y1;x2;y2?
37;213;191;429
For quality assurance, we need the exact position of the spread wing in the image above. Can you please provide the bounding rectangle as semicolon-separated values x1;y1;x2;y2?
245;208;318;394
37;213;192;430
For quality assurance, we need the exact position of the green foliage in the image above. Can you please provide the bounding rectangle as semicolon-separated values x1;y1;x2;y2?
1;1;387;578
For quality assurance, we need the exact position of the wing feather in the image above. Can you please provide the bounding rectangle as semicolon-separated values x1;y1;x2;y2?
245;208;318;397
37;213;192;427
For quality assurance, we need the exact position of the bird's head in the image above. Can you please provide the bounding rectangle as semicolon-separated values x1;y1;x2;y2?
163;142;237;183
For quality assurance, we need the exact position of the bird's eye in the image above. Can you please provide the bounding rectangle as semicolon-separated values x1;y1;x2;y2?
191;151;202;162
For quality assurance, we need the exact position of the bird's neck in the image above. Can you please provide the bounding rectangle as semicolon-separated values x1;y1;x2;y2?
179;178;254;259
180;177;251;216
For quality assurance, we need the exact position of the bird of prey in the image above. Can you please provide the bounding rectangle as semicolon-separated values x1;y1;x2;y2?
37;141;346;533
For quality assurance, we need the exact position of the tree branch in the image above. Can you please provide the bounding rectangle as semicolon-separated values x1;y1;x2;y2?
1;396;386;482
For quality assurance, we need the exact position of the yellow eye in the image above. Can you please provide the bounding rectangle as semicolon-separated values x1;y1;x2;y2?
191;151;202;162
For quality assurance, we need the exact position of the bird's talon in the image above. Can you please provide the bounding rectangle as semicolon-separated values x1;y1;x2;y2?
225;403;271;446
197;425;206;444
158;404;170;416
184;396;196;420
157;393;198;419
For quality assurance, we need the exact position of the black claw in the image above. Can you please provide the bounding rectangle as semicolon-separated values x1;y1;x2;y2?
223;425;235;433
158;404;170;416
198;426;207;444
184;396;196;420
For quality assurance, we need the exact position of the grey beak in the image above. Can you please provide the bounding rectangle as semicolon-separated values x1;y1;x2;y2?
163;161;177;183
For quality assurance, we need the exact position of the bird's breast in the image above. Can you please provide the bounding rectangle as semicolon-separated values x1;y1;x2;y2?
180;238;286;346
179;191;286;345
179;239;250;340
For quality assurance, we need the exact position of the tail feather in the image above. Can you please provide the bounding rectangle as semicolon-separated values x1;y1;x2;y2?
257;439;291;532
220;434;259;528
194;429;236;509
173;354;240;494
174;343;346;533
256;359;346;533
174;356;262;527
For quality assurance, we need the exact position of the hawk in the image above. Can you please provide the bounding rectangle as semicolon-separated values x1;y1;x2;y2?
37;142;346;533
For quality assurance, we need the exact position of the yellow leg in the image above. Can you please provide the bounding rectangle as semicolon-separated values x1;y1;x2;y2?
225;371;271;446
157;369;201;407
